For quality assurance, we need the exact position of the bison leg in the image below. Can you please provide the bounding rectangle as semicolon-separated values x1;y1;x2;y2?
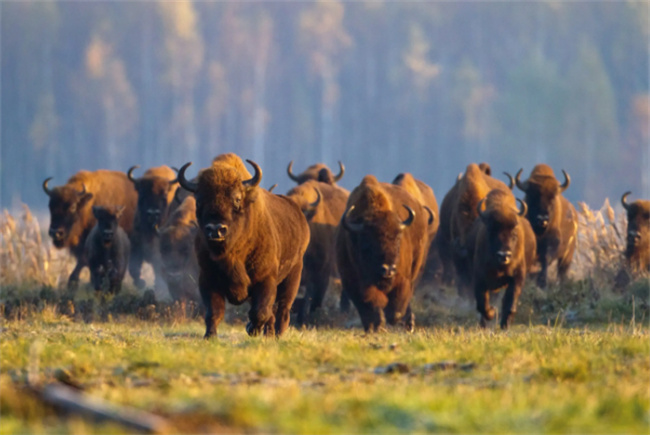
404;305;415;333
557;244;575;285
299;270;329;326
475;281;495;328
128;241;146;289
275;264;302;336
500;275;523;330
247;279;277;337
68;258;87;291
339;288;351;313
201;289;225;339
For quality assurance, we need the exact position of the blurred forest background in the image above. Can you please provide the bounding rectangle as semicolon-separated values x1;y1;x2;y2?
1;1;648;211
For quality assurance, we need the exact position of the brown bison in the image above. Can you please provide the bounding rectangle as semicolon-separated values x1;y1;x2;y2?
85;205;131;294
177;155;310;338
287;161;345;185
392;173;439;281
435;163;513;296
514;164;577;288
127;165;178;288
157;196;201;303
615;192;650;288
43;170;138;289
286;180;349;325
335;175;428;333
471;190;537;329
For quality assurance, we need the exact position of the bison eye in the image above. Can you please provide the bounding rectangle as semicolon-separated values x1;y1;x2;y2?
233;196;242;209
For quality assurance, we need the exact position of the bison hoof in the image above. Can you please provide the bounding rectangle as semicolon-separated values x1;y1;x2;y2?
536;275;547;289
405;314;415;333
246;322;261;337
203;330;216;340
479;317;489;328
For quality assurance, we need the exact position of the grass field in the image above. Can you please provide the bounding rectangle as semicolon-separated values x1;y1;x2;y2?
1;204;649;434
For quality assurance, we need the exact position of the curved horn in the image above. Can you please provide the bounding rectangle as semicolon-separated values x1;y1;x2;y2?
342;205;363;232
503;172;515;190
457;172;462;182
424;206;435;225
333;161;345;182
516;198;528;217
559;169;570;192
399;205;415;230
178;162;198;193
78;184;88;196
308;187;322;209
268;184;277;193
515;168;528;192
243;160;262;189
169;166;180;185
42;177;54;196
127;165;140;184
287;161;300;183
621;191;632;211
477;198;489;221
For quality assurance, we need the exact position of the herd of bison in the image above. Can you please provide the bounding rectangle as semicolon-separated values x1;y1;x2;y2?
41;154;649;337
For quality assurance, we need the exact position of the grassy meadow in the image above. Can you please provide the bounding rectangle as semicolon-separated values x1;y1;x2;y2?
1;203;649;434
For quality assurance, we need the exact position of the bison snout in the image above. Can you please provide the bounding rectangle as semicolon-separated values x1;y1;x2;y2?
535;214;549;229
628;231;641;245
205;223;228;241
48;227;65;242
102;230;114;243
496;251;512;265
380;264;397;279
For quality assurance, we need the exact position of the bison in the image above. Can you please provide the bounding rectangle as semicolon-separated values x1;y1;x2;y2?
435;163;513;296
287;161;345;185
615;192;650;288
43;170;137;289
177;155;310;338
392;173;439;282
514;164;577;288
286;180;349;325
84;205;131;294
157;196;201;303
335;175;428;333
471;190;536;329
127;165;178;289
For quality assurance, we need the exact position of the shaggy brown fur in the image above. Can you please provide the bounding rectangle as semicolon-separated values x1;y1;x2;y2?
615;192;650;288
186;155;310;338
471;190;536;329
43;170;137;289
287;161;345;185
158;196;201;302
85;205;131;294
128;165;178;288
286;180;349;325
335;175;428;332
434;163;512;297
515;164;577;288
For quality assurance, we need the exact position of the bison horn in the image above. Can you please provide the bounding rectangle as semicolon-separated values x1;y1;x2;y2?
127;165;140;184
424;206;435;225
342;205;363;232
515;168;529;192
503;172;515;190
399;205;415;230
559;169;570;192
243;160;262;189
457;172;462;182
308;187;321;210
42;177;54;196
78;184;88;196
477;198;489;221
287;161;300;183
178;162;198;193
334;161;345;182
169;166;180;185
268;184;277;193
621;191;632;211
516;198;528;217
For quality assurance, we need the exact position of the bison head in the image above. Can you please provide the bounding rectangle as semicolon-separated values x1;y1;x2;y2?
128;166;178;232
286;183;322;221
515;167;570;236
621;192;650;257
287;161;344;185
92;205;125;246
43;178;94;248
342;203;415;290
477;193;527;267
178;159;261;255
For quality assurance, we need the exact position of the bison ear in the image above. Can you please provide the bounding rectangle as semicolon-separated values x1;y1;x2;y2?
77;192;94;211
115;205;126;219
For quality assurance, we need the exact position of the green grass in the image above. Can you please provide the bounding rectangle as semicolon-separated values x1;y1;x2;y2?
1;310;649;434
